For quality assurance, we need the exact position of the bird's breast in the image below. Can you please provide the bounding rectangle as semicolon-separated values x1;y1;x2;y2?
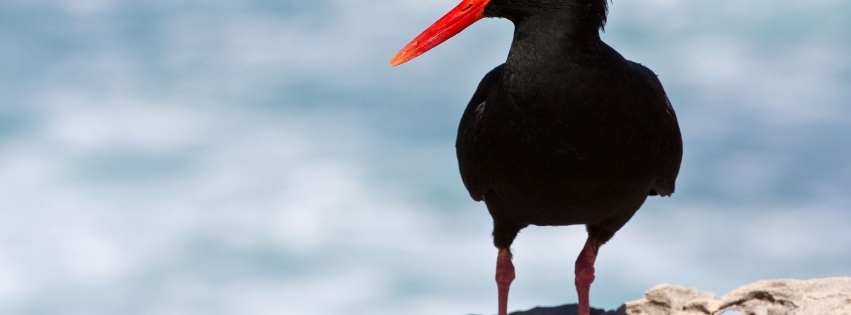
458;90;667;213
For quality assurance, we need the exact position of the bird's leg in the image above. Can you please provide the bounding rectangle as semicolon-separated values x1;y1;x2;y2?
496;247;515;315
575;237;601;315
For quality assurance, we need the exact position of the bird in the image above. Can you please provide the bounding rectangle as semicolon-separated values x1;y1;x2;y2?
390;1;683;315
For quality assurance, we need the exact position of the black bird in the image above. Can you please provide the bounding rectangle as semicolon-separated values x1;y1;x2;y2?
391;1;682;315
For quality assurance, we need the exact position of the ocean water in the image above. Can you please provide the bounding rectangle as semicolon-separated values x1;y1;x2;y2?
1;0;849;314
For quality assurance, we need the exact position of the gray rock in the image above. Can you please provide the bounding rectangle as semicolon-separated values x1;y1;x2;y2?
468;303;620;315
621;277;851;315
507;304;619;315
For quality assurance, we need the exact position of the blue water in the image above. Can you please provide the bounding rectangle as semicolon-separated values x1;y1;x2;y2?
1;1;850;314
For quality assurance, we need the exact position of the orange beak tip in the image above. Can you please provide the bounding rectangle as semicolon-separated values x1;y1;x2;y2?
390;54;404;67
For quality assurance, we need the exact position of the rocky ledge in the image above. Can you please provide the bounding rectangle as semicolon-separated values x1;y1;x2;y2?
481;277;851;315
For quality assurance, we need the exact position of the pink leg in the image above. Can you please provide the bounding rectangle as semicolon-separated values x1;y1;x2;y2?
575;237;600;315
496;248;515;315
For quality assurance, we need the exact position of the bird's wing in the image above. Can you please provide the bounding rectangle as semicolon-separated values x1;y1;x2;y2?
456;64;505;201
629;61;683;197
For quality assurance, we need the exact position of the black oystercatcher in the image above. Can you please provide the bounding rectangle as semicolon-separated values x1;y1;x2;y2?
391;1;683;315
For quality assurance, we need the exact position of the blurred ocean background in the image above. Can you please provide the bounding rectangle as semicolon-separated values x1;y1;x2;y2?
1;0;850;314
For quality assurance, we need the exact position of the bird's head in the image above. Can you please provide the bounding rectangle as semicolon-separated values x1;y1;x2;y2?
390;0;608;66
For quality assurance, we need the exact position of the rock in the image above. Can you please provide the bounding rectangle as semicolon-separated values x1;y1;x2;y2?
506;304;619;315
618;284;719;315
469;278;851;315
621;277;851;315
467;304;620;315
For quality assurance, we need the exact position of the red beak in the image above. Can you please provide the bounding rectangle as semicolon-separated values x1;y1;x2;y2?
391;0;491;66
